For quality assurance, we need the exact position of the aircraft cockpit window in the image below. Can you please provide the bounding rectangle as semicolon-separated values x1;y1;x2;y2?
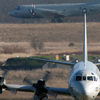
94;76;97;81
76;76;81;81
15;6;21;10
75;75;97;81
87;76;93;81
83;76;86;80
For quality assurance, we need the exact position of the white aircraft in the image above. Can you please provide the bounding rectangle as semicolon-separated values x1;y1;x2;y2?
1;10;100;100
8;0;100;23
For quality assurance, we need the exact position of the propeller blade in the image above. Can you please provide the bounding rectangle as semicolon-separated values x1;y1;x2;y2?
43;71;51;82
23;77;33;85
2;67;10;77
48;92;57;98
33;94;38;100
2;61;7;66
7;87;17;95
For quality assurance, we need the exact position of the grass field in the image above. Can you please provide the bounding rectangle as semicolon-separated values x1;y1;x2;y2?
0;23;100;43
0;23;100;60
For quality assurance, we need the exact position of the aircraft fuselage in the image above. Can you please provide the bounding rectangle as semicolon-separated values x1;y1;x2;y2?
68;61;100;100
8;3;100;20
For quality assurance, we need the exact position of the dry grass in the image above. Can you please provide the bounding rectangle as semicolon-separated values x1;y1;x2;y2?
0;23;99;61
0;23;100;43
0;23;100;58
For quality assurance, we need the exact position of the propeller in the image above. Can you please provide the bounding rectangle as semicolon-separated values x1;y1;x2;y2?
23;77;33;85
7;87;17;95
23;71;51;100
2;67;10;78
43;71;51;82
0;67;21;95
0;67;10;93
1;67;18;95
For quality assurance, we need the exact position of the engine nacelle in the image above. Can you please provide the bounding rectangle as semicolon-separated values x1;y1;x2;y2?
43;96;48;100
0;77;6;93
36;79;45;86
0;87;5;94
38;95;48;100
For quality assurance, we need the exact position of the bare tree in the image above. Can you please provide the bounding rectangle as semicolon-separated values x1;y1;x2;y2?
30;37;44;54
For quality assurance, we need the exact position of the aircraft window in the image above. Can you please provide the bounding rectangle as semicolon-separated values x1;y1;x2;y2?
94;76;97;81
87;76;93;81
76;76;81;81
15;6;21;10
83;76;86;80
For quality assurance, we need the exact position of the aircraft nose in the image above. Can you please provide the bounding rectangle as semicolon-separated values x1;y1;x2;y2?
82;86;93;98
8;11;14;16
71;82;99;100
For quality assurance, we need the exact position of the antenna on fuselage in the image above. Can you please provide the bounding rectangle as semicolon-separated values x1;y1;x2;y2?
82;8;88;68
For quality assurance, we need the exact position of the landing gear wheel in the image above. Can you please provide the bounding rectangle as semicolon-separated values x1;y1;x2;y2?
57;19;62;23
51;19;56;23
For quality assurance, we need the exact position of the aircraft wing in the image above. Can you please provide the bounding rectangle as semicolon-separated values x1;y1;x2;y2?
94;63;100;66
35;8;67;18
47;87;70;96
6;84;70;96
6;84;35;92
27;57;75;66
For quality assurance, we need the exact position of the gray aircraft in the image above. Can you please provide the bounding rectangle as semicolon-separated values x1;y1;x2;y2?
1;10;100;100
8;0;100;23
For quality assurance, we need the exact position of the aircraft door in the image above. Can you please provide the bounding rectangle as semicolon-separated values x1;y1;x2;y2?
28;9;36;17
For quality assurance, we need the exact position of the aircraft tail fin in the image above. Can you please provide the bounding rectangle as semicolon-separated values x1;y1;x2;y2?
83;13;87;67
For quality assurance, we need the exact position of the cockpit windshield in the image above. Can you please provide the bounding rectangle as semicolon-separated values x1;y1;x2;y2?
83;76;86;80
15;6;21;10
76;76;97;81
87;76;93;81
94;76;97;81
76;76;81;81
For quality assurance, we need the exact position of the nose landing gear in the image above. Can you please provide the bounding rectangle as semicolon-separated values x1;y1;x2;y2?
57;19;62;23
51;19;63;23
